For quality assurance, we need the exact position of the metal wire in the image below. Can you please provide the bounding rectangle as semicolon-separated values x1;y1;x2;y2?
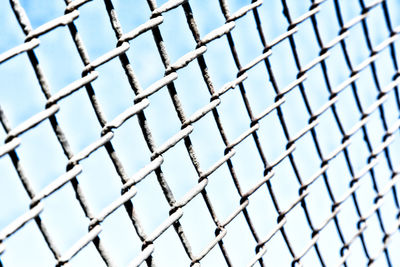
1;0;400;266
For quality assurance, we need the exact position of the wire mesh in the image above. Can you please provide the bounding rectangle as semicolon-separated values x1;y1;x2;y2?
1;0;400;266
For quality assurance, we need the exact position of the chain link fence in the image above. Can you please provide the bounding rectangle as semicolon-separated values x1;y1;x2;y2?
1;0;400;266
